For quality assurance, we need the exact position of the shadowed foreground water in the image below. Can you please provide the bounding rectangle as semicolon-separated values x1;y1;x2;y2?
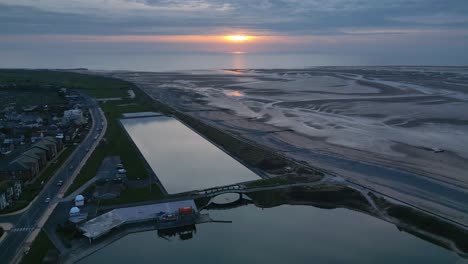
79;204;462;264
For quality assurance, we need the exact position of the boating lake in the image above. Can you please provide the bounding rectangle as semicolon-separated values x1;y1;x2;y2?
78;203;463;264
120;116;259;194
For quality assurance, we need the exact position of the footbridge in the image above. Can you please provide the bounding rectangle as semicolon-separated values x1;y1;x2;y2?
193;184;247;198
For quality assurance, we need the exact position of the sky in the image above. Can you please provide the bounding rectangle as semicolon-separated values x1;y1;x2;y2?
1;0;468;68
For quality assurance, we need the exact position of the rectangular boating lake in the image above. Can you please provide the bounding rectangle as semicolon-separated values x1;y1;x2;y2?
120;116;260;194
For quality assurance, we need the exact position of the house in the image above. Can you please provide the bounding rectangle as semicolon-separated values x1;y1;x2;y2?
32;137;59;160
0;143;14;155
0;181;22;210
22;147;48;169
43;136;62;152
21;114;43;127
23;105;38;112
0;152;40;181
8;155;40;180
0;137;61;181
30;132;43;142
13;181;21;198
4;111;21;121
63;109;86;125
0;192;7;210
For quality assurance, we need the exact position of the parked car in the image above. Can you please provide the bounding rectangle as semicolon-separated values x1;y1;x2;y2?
57;180;63;186
45;197;50;203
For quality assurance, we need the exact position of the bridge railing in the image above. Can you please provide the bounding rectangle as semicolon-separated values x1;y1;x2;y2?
194;184;244;196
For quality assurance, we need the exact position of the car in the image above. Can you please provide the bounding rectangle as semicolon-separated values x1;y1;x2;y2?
57;180;63;186
23;247;30;255
85;148;90;152
45;197;50;203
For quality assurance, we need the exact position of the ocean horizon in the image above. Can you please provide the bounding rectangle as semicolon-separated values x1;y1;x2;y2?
2;52;466;72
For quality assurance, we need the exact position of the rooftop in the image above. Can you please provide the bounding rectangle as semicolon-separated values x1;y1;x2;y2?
80;199;197;239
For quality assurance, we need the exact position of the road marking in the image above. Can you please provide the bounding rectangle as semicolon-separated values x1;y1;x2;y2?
10;227;34;233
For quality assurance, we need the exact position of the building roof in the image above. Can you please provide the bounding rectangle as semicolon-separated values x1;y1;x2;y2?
70;207;80;214
80;199;197;239
22;147;46;160
11;155;37;167
42;137;58;145
34;140;54;150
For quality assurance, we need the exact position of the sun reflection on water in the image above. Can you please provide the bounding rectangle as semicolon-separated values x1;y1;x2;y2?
225;90;244;97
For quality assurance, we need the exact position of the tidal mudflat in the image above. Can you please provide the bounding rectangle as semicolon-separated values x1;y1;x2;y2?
109;67;468;225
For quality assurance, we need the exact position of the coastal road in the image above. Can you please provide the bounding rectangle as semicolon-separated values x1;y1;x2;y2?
0;92;105;264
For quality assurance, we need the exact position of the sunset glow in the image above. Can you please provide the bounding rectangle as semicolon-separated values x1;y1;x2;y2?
224;35;251;42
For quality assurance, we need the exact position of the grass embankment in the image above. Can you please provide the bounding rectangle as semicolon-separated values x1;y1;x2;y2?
20;231;56;264
246;174;321;189
388;205;468;253
0;147;75;214
370;194;468;253
248;184;370;211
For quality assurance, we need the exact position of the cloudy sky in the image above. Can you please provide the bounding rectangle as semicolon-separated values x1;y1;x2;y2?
1;0;468;68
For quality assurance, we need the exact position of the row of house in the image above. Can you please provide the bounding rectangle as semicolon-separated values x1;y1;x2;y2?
0;136;62;181
0;181;22;210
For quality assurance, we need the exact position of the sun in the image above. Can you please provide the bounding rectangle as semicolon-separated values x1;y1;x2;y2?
224;35;251;42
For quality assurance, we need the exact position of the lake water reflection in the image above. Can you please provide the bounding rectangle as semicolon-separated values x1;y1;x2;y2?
120;116;259;194
79;203;462;264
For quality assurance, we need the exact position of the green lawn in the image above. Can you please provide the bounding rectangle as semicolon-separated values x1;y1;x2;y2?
0;90;65;106
20;230;56;264
100;184;164;206
0;147;75;214
0;69;132;98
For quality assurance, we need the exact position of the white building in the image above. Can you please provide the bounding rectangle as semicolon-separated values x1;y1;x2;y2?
75;194;85;207
13;182;22;198
0;193;7;210
63;109;85;125
69;206;81;217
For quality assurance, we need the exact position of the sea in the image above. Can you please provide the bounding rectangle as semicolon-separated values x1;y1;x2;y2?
0;52;436;71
